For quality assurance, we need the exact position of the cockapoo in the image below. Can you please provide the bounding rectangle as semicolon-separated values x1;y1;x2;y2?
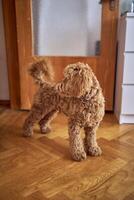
23;60;105;161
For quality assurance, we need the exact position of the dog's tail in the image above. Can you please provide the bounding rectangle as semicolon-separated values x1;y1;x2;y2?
28;59;54;86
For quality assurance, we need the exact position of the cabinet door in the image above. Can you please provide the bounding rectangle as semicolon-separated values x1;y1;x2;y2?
123;53;134;84
121;86;134;114
125;18;134;52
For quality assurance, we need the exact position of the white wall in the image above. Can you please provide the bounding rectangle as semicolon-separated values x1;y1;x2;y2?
0;0;9;100
32;0;102;56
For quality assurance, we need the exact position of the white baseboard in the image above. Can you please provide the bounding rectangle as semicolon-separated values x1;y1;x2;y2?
119;115;134;124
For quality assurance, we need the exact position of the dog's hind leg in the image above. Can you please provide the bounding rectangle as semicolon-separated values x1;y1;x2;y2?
84;125;102;156
68;118;87;161
23;106;44;137
39;110;58;134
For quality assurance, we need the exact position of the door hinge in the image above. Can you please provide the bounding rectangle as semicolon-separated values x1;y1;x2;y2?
99;0;116;11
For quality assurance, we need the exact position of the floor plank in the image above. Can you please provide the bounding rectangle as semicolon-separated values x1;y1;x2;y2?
0;109;134;200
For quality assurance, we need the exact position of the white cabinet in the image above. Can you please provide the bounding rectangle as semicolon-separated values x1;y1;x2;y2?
115;13;134;124
125;17;134;51
121;86;134;114
123;54;134;84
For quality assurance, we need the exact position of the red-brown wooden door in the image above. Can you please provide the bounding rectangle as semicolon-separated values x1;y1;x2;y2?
3;0;119;110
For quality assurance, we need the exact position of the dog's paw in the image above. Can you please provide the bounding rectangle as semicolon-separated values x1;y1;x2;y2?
72;150;87;161
40;126;51;134
88;146;102;156
23;130;33;137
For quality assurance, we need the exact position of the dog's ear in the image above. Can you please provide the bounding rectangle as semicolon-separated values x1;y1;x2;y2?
56;63;93;97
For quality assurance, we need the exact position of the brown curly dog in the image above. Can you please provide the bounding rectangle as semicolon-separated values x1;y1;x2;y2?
23;60;105;161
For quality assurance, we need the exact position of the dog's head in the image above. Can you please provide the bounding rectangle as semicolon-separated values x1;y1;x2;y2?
56;62;93;97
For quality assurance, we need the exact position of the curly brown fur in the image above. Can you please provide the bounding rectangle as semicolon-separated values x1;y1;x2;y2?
23;61;105;161
29;59;54;86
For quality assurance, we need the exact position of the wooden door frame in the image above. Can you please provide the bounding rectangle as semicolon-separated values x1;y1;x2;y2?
2;0;119;110
2;0;21;109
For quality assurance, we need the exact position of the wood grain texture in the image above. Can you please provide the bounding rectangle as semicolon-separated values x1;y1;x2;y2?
2;0;21;109
15;0;33;109
13;0;119;110
0;108;134;200
98;0;119;109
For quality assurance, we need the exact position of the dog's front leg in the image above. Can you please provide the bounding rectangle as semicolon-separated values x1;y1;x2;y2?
68;119;87;161
84;126;102;156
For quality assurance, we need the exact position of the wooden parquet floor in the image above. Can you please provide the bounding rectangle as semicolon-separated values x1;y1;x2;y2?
0;108;134;200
